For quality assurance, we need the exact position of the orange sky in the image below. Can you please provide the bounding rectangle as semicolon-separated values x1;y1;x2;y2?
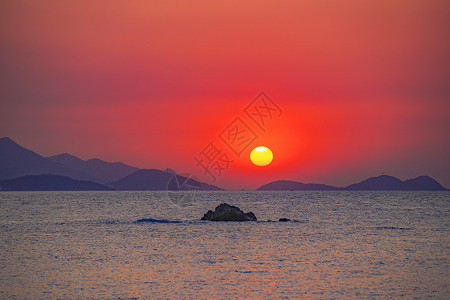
1;1;449;189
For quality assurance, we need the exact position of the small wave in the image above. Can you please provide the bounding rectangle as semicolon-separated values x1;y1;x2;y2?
374;226;413;230
235;269;268;274
135;218;182;224
266;220;307;223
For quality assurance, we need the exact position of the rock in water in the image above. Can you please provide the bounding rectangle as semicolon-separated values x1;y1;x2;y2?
279;218;291;222
201;203;257;221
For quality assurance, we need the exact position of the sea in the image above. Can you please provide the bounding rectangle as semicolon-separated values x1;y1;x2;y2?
0;191;449;299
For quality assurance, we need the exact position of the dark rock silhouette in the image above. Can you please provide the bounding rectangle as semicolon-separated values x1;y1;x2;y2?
47;153;139;183
279;218;291;222
0;174;113;191
201;203;257;221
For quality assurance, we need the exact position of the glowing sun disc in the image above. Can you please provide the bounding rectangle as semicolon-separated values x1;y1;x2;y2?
250;146;273;166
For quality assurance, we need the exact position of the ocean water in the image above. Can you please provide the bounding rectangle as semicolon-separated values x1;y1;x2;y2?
0;191;449;299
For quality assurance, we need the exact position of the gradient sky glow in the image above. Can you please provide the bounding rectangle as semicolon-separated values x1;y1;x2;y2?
1;1;449;189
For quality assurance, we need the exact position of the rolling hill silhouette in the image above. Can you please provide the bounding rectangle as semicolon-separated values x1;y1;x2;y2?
0;137;94;181
0;174;113;191
108;169;223;191
47;153;138;183
345;175;446;191
257;180;339;191
0;137;223;191
345;175;404;190
258;175;447;191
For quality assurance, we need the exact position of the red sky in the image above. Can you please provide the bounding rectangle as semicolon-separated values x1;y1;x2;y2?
1;1;449;189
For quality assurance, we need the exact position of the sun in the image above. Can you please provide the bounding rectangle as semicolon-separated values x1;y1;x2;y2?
250;146;273;166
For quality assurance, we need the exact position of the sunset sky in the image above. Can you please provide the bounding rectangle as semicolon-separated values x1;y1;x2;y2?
1;1;449;189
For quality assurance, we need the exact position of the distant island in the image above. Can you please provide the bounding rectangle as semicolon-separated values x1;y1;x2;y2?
0;137;447;191
257;180;338;191
257;175;448;191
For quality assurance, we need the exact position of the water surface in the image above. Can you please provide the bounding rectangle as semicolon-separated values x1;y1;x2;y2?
0;191;449;298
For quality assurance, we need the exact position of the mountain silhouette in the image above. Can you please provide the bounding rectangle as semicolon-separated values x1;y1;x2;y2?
47;153;138;183
0;137;223;191
345;175;404;190
344;175;447;190
0;137;94;181
1;137;446;191
163;168;177;175
108;169;223;191
257;180;339;191
0;174;113;191
258;175;447;191
401;176;446;190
